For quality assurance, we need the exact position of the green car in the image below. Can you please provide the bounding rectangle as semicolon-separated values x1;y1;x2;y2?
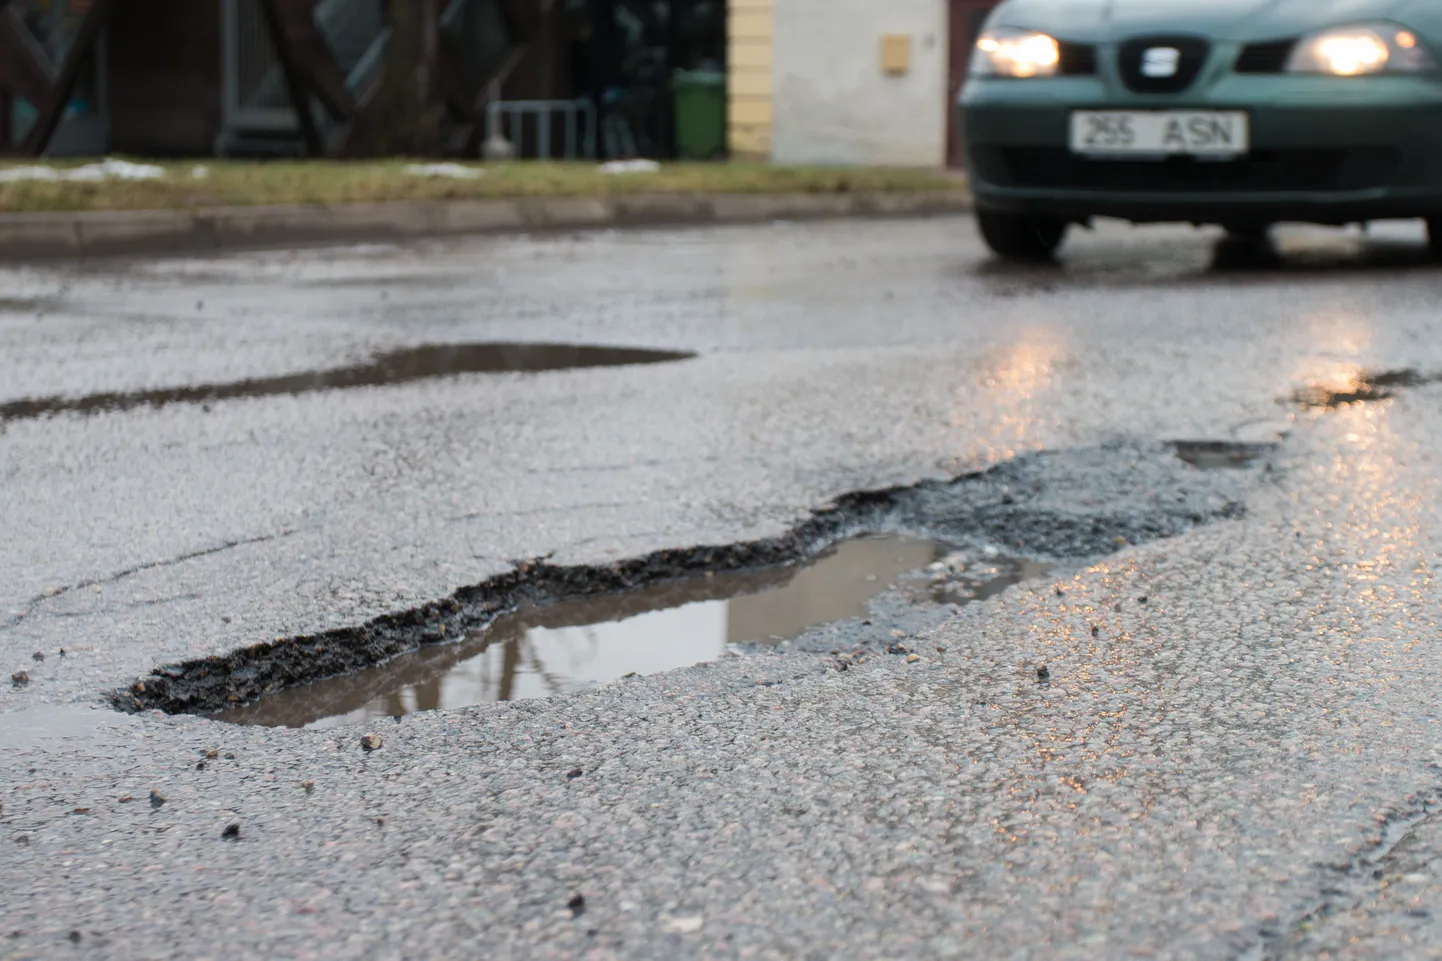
959;0;1442;259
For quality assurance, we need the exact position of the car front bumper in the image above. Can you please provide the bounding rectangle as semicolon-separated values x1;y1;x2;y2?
961;74;1442;224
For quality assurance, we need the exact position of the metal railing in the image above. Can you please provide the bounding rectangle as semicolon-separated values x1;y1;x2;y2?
485;98;597;161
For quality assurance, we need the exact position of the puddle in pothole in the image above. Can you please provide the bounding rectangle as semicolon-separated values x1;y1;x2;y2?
1172;440;1278;470
217;534;1043;729
0;342;693;423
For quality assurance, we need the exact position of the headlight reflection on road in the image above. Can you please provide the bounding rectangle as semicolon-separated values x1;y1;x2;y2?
957;332;1068;469
1288;300;1376;408
1301;401;1440;741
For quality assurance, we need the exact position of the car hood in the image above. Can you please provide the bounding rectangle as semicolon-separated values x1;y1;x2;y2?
993;0;1432;42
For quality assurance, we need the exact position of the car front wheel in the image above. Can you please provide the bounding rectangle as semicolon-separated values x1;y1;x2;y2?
976;210;1069;262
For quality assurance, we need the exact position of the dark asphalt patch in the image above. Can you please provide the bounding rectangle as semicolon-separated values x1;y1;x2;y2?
114;441;1258;720
0;342;694;423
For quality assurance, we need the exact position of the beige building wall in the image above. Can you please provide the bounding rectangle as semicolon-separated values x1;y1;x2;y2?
771;0;949;167
727;0;774;160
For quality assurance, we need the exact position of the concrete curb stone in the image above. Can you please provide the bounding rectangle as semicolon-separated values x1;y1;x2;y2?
0;189;972;262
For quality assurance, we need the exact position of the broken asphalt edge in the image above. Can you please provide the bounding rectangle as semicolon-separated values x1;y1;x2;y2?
0;190;973;262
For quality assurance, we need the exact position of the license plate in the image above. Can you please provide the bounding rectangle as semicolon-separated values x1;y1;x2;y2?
1069;111;1249;157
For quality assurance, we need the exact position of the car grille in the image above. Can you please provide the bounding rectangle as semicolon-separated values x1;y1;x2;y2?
1057;42;1098;76
1234;39;1296;73
973;146;1403;193
1118;36;1210;93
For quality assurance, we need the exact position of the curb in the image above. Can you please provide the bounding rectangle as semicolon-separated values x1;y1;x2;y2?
0;190;973;262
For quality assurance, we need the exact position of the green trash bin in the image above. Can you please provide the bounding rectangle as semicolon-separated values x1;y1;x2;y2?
673;69;727;160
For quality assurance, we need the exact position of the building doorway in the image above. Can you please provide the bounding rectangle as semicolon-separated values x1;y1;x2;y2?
562;0;726;160
946;0;997;168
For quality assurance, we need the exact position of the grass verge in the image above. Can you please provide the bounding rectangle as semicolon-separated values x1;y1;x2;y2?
0;160;965;213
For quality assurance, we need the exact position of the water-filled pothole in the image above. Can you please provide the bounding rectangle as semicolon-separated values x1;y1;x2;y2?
217;534;1039;729
1172;441;1278;470
1292;369;1434;410
0;342;693;423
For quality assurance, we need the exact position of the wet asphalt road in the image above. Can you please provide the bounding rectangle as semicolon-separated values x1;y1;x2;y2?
5;217;1442;958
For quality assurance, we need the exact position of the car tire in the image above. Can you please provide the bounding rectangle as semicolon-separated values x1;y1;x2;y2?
976;210;1069;262
1427;218;1442;261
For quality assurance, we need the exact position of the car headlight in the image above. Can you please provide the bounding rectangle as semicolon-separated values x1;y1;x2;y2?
971;28;1060;78
1286;22;1437;75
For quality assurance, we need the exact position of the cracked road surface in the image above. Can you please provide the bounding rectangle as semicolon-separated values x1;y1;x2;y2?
5;218;1442;958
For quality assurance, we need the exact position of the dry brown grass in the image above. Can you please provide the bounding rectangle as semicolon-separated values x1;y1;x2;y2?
0;160;965;213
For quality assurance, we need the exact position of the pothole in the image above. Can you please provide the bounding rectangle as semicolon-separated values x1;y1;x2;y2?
1293;368;1434;410
1172;440;1279;470
216;534;997;728
116;441;1258;721
0;342;694;423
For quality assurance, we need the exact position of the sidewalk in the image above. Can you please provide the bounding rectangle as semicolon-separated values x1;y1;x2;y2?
0;190;972;261
0;160;971;260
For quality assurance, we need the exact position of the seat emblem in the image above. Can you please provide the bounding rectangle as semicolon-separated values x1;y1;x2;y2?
1141;47;1182;78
